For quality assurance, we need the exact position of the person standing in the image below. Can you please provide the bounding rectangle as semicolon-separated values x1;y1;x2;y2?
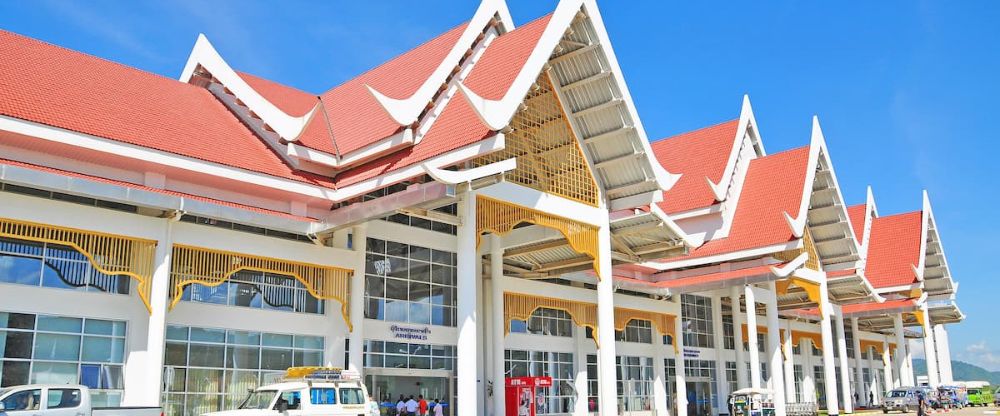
396;395;406;416
418;395;429;416
869;391;875;407
405;395;418;416
433;399;444;416
368;395;381;416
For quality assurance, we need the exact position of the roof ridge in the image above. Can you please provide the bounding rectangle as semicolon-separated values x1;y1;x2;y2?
320;20;472;95
237;70;319;97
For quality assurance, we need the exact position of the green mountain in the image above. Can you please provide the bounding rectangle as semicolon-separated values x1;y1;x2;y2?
913;359;1000;385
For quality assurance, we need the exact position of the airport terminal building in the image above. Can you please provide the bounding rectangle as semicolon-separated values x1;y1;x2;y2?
0;1;964;416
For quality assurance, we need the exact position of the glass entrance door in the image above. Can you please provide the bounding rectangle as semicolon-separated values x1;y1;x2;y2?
365;370;453;416
686;380;713;416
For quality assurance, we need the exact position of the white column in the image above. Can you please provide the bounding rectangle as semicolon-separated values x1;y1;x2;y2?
572;322;590;416
731;287;748;389
653;336;668;416
490;235;506;416
596;222;619;416
675;303;688;416
122;218;173;406
783;320;796;403
765;283;787;416
892;315;906;386
819;282;840;415
347;224;367;372
834;309;853;413
882;336;894;392
456;192;480;416
921;308;939;387
933;325;953;383
744;286;761;389
712;294;730;412
802;340;816;404
850;319;864;407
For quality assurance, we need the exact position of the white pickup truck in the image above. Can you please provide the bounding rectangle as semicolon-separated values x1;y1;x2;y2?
0;385;162;416
202;367;372;416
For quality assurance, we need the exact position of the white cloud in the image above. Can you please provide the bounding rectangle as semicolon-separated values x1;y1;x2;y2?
954;340;1000;372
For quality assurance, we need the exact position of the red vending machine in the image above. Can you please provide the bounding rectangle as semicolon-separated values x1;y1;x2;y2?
505;376;553;416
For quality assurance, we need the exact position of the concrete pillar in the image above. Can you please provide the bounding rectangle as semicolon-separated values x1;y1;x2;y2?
456;192;480;416
802;339;816;404
882;336;894;392
596;222;619;416
921;308;939;387
834;309;853;413
347;224;367;372
851;319;864;407
675;303;688;416
893;316;907;386
934;325;953;383
765;283;787;416
573;320;590;416
712;294;730;412
122;218;173;406
819;282;840;415
744;286;761;389
731;287;748;389
783;320;796;403
490;235;506;416
653;335;669;416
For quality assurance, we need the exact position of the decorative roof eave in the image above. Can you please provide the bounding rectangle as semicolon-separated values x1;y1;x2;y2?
918;190;957;296
365;0;515;127
647;203;705;248
927;301;965;325
706;95;767;203
455;0;681;194
179;34;320;143
286;128;415;171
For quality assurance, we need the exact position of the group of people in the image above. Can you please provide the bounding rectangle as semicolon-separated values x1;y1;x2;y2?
378;394;445;416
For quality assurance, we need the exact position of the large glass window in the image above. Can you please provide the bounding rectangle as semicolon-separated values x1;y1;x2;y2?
725;362;738;396
365;238;456;326
681;295;714;348
845;326;855;359
363;340;454;371
161;325;323;416
510;308;573;337
505;350;575;414
617;355;653;413
615;320;653;344
586;355;599;412
0;312;125;406
793;365;804;403
177;270;324;315
0;237;129;295
814;366;826;406
721;301;735;350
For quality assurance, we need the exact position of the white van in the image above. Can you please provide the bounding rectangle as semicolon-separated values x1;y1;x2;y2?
0;385;161;416
201;367;371;416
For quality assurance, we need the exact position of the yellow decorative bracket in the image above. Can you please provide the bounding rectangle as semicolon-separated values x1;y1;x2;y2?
775;276;824;316
0;217;157;313
503;292;599;346
477;195;601;278
912;310;927;331
615;308;678;353
169;245;354;330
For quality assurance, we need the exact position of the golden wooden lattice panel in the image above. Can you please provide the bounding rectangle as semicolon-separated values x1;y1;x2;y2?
476;195;601;277
504;292;600;345
614;308;677;352
0;217;157;313
472;73;599;206
859;339;886;356
169;245;354;330
772;230;821;271
774;276;824;316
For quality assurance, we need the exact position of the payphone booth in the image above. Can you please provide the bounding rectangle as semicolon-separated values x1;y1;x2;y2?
506;376;553;416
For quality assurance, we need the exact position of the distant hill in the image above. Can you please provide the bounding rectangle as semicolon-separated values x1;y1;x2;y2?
913;359;1000;385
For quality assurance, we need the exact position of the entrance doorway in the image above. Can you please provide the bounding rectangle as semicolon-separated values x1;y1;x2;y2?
365;368;453;416
686;379;713;416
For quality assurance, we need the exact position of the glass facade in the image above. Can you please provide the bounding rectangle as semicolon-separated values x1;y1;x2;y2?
365;238;457;327
814;366;826;406
510;308;573;337
725;361;738;396
177;270;325;314
681;295;714;348
722;302;735;350
0;312;125;406
615;319;653;344
162;325;323;416
0;237;130;295
505;350;575;414
617;355;654;412
793;364;804;403
363;340;455;370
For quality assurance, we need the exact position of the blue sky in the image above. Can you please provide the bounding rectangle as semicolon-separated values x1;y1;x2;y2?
1;1;998;369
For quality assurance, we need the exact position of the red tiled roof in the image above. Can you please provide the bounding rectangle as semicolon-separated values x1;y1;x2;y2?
660;146;812;264
463;14;552;100
0;30;335;188
334;96;492;187
847;203;867;245
0;158;315;222
651;120;739;214
865;211;923;289
315;22;469;156
618;263;783;290
238;71;318;116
